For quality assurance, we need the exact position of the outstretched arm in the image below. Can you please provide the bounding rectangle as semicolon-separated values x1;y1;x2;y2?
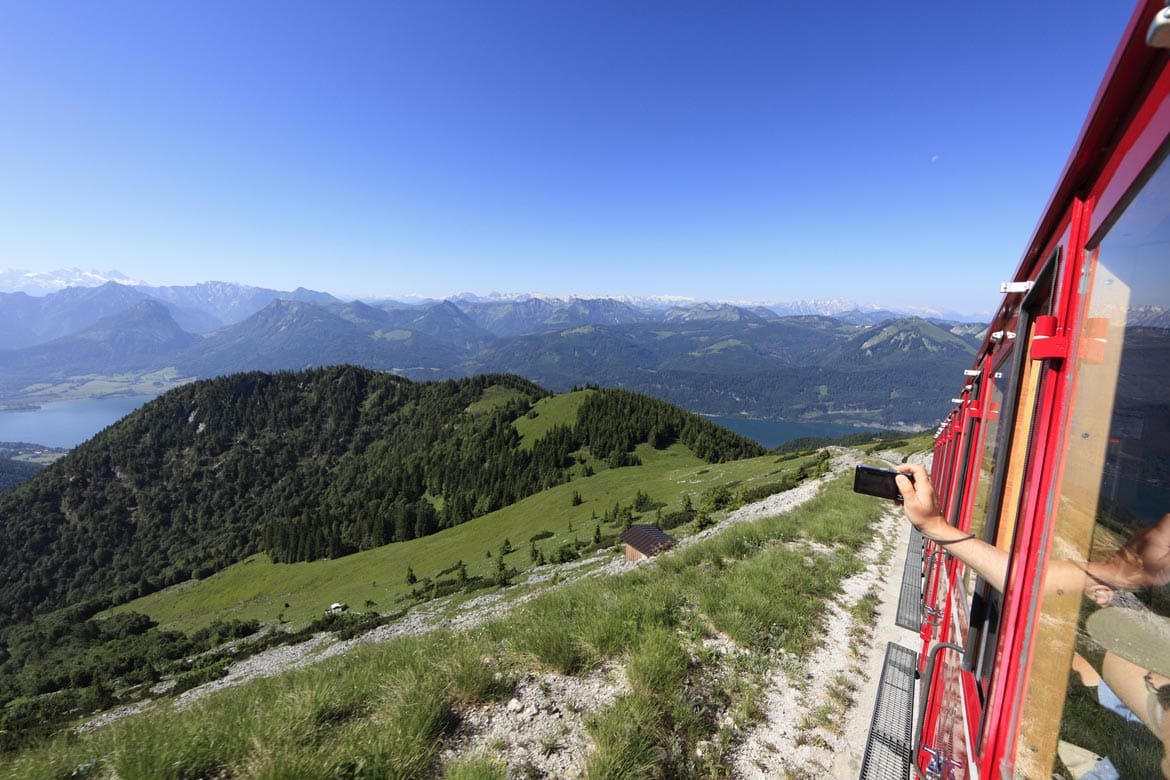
895;463;1012;592
893;463;1111;597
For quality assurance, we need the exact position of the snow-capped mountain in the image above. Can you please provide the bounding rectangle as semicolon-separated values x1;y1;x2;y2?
448;291;564;304
0;268;139;295
611;294;700;310
766;297;865;317
0;269;992;322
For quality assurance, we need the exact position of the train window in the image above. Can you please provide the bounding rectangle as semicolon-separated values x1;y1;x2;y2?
965;263;1059;741
948;378;982;530
1016;151;1170;778
967;360;1006;584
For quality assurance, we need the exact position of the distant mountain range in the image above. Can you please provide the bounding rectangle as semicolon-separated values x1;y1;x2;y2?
1;267;988;321
0;268;1004;427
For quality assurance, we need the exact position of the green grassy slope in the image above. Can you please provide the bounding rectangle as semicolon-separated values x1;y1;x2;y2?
114;441;798;634
4;467;892;780
512;389;595;449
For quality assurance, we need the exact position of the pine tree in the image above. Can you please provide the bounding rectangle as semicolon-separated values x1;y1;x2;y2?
494;552;510;587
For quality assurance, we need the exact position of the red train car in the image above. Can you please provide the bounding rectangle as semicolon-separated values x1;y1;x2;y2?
861;2;1170;778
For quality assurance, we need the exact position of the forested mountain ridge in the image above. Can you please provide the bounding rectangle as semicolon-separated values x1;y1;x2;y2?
0;367;761;627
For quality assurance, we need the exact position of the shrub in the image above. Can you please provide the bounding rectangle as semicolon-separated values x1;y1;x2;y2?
658;509;695;530
737;476;798;504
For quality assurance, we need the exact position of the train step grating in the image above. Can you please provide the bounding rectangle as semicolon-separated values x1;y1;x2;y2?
894;528;924;630
859;641;919;780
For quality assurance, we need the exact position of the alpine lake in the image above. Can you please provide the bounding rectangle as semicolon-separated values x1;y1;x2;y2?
0;397;867;452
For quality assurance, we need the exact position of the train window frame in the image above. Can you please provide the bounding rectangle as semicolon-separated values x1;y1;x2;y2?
964;258;1060;731
947;376;982;531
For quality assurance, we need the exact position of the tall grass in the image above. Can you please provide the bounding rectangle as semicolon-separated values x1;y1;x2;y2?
584;627;704;778
1;470;889;780
442;754;508;780
490;568;685;674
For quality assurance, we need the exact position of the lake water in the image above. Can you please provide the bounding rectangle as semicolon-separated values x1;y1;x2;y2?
0;396;156;449
0;397;864;452
705;415;867;449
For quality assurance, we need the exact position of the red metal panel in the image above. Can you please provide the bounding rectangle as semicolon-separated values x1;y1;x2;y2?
1089;49;1170;239
984;29;1170;769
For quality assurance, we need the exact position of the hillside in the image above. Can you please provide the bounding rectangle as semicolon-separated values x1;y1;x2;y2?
0;368;761;627
0;450;915;778
177;299;466;376
0;397;869;761
0;301;198;398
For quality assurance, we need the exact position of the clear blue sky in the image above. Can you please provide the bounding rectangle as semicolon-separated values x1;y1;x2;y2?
0;1;1138;316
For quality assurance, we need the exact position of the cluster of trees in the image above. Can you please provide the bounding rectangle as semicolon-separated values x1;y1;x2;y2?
0;458;40;493
0;367;762;626
0;592;417;752
574;388;763;464
0;597;259;751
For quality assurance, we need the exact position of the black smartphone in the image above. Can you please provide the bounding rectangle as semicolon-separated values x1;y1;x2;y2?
852;465;911;502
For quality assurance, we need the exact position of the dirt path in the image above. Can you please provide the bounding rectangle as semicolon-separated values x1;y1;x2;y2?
728;504;913;778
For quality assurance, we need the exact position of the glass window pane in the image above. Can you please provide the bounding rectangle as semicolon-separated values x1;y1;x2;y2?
1015;153;1170;778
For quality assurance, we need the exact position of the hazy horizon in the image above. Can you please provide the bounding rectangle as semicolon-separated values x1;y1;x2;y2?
0;265;992;319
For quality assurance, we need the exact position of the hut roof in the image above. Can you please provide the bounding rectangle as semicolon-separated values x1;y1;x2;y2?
619;525;677;556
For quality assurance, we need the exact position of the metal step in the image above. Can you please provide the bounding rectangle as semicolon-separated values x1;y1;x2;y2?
859;642;919;780
894;528;924;630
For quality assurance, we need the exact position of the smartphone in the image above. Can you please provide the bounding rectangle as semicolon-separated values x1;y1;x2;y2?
852;465;911;502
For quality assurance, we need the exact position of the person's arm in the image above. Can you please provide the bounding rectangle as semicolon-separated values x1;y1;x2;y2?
1101;651;1169;734
1089;512;1170;592
895;463;1012;592
894;463;1098;597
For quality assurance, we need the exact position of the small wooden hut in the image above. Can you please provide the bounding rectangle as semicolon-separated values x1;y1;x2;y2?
619;525;677;563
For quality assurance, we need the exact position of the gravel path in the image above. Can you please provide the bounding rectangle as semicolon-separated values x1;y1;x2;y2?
728;505;904;778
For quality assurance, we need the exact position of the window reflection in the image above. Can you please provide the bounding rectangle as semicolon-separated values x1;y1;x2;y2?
1020;153;1170;778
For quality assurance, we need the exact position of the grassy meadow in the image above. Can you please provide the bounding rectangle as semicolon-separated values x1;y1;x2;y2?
109;435;808;634
2;467;895;780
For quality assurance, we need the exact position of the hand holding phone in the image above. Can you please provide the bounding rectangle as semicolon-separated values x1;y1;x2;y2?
852;465;912;502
